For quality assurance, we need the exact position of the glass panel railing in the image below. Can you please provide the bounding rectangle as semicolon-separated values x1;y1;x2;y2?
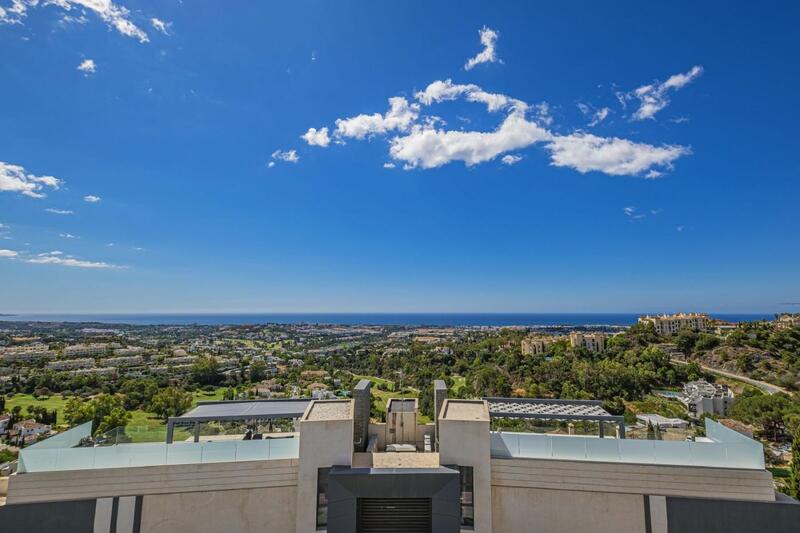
489;430;764;470
18;435;299;473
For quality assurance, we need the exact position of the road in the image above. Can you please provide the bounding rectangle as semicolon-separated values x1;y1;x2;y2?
671;358;788;395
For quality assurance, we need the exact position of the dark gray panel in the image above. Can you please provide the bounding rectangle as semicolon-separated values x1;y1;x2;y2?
0;499;96;533
327;466;460;533
666;496;800;533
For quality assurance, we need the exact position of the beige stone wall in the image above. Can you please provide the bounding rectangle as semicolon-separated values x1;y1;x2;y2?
491;457;775;502
439;401;492;533
295;403;353;533
6;458;297;504
140;485;296;533
492;486;647;533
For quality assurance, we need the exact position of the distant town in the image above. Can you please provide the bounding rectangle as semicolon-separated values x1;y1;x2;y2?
0;311;798;529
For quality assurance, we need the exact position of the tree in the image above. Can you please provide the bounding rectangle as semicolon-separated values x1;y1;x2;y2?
249;360;268;383
676;329;699;355
64;394;131;435
789;430;800;499
191;356;222;386
694;333;720;352
120;378;160;410
685;361;701;381
149;387;193;420
64;396;95;426
729;393;799;441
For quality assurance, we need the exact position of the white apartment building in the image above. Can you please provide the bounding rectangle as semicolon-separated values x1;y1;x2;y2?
3;380;797;533
45;358;95;371
97;355;145;368
569;332;606;352
63;343;108;358
113;347;146;357
0;345;57;364
520;335;560;355
774;314;800;330
639;313;710;336
680;379;734;417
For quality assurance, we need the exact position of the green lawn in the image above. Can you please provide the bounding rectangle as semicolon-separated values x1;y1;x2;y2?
124;409;190;443
4;393;71;425
351;374;396;390
191;387;227;405
626;395;688;420
4;387;227;442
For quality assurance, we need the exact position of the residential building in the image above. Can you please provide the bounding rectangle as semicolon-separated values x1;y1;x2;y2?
45;358;95;371
0;414;10;434
639;313;710;336
11;420;51;439
97;355;144;367
63;343;108;358
520;335;560;355
774;314;800;330
113;347;146;357
2;379;797;532
569;332;606;352
0;345;57;364
680;379;734;417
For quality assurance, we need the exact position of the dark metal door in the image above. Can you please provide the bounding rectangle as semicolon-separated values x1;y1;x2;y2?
357;498;432;533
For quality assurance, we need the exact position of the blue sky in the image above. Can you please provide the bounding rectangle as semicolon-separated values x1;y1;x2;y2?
1;1;798;314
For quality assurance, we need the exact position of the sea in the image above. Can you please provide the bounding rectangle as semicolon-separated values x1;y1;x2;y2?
0;313;775;327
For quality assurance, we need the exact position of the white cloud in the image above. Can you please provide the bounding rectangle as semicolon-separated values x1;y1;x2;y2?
150;17;170;35
335;97;419;140
0;249;18;258
267;161;276;168
45;208;74;215
626;65;703;121
645;170;664;179
415;79;511;112
77;58;96;74
389;104;551;169
578;103;611;127
546;132;690;176
464;26;500;70
27;253;117;268
38;250;62;256
270;149;299;164
305;77;691;176
83;194;101;202
590;107;610;126
622;206;646;220
501;154;522;165
59;232;78;239
2;0;150;42
676;225;684;232
383;162;396;169
0;161;62;198
301;127;331;147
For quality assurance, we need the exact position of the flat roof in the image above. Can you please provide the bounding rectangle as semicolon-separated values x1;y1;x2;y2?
388;398;416;413
440;399;489;422
303;400;352;421
171;398;312;424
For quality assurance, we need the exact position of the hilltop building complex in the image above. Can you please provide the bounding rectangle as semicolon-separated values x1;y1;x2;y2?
639;313;710;336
